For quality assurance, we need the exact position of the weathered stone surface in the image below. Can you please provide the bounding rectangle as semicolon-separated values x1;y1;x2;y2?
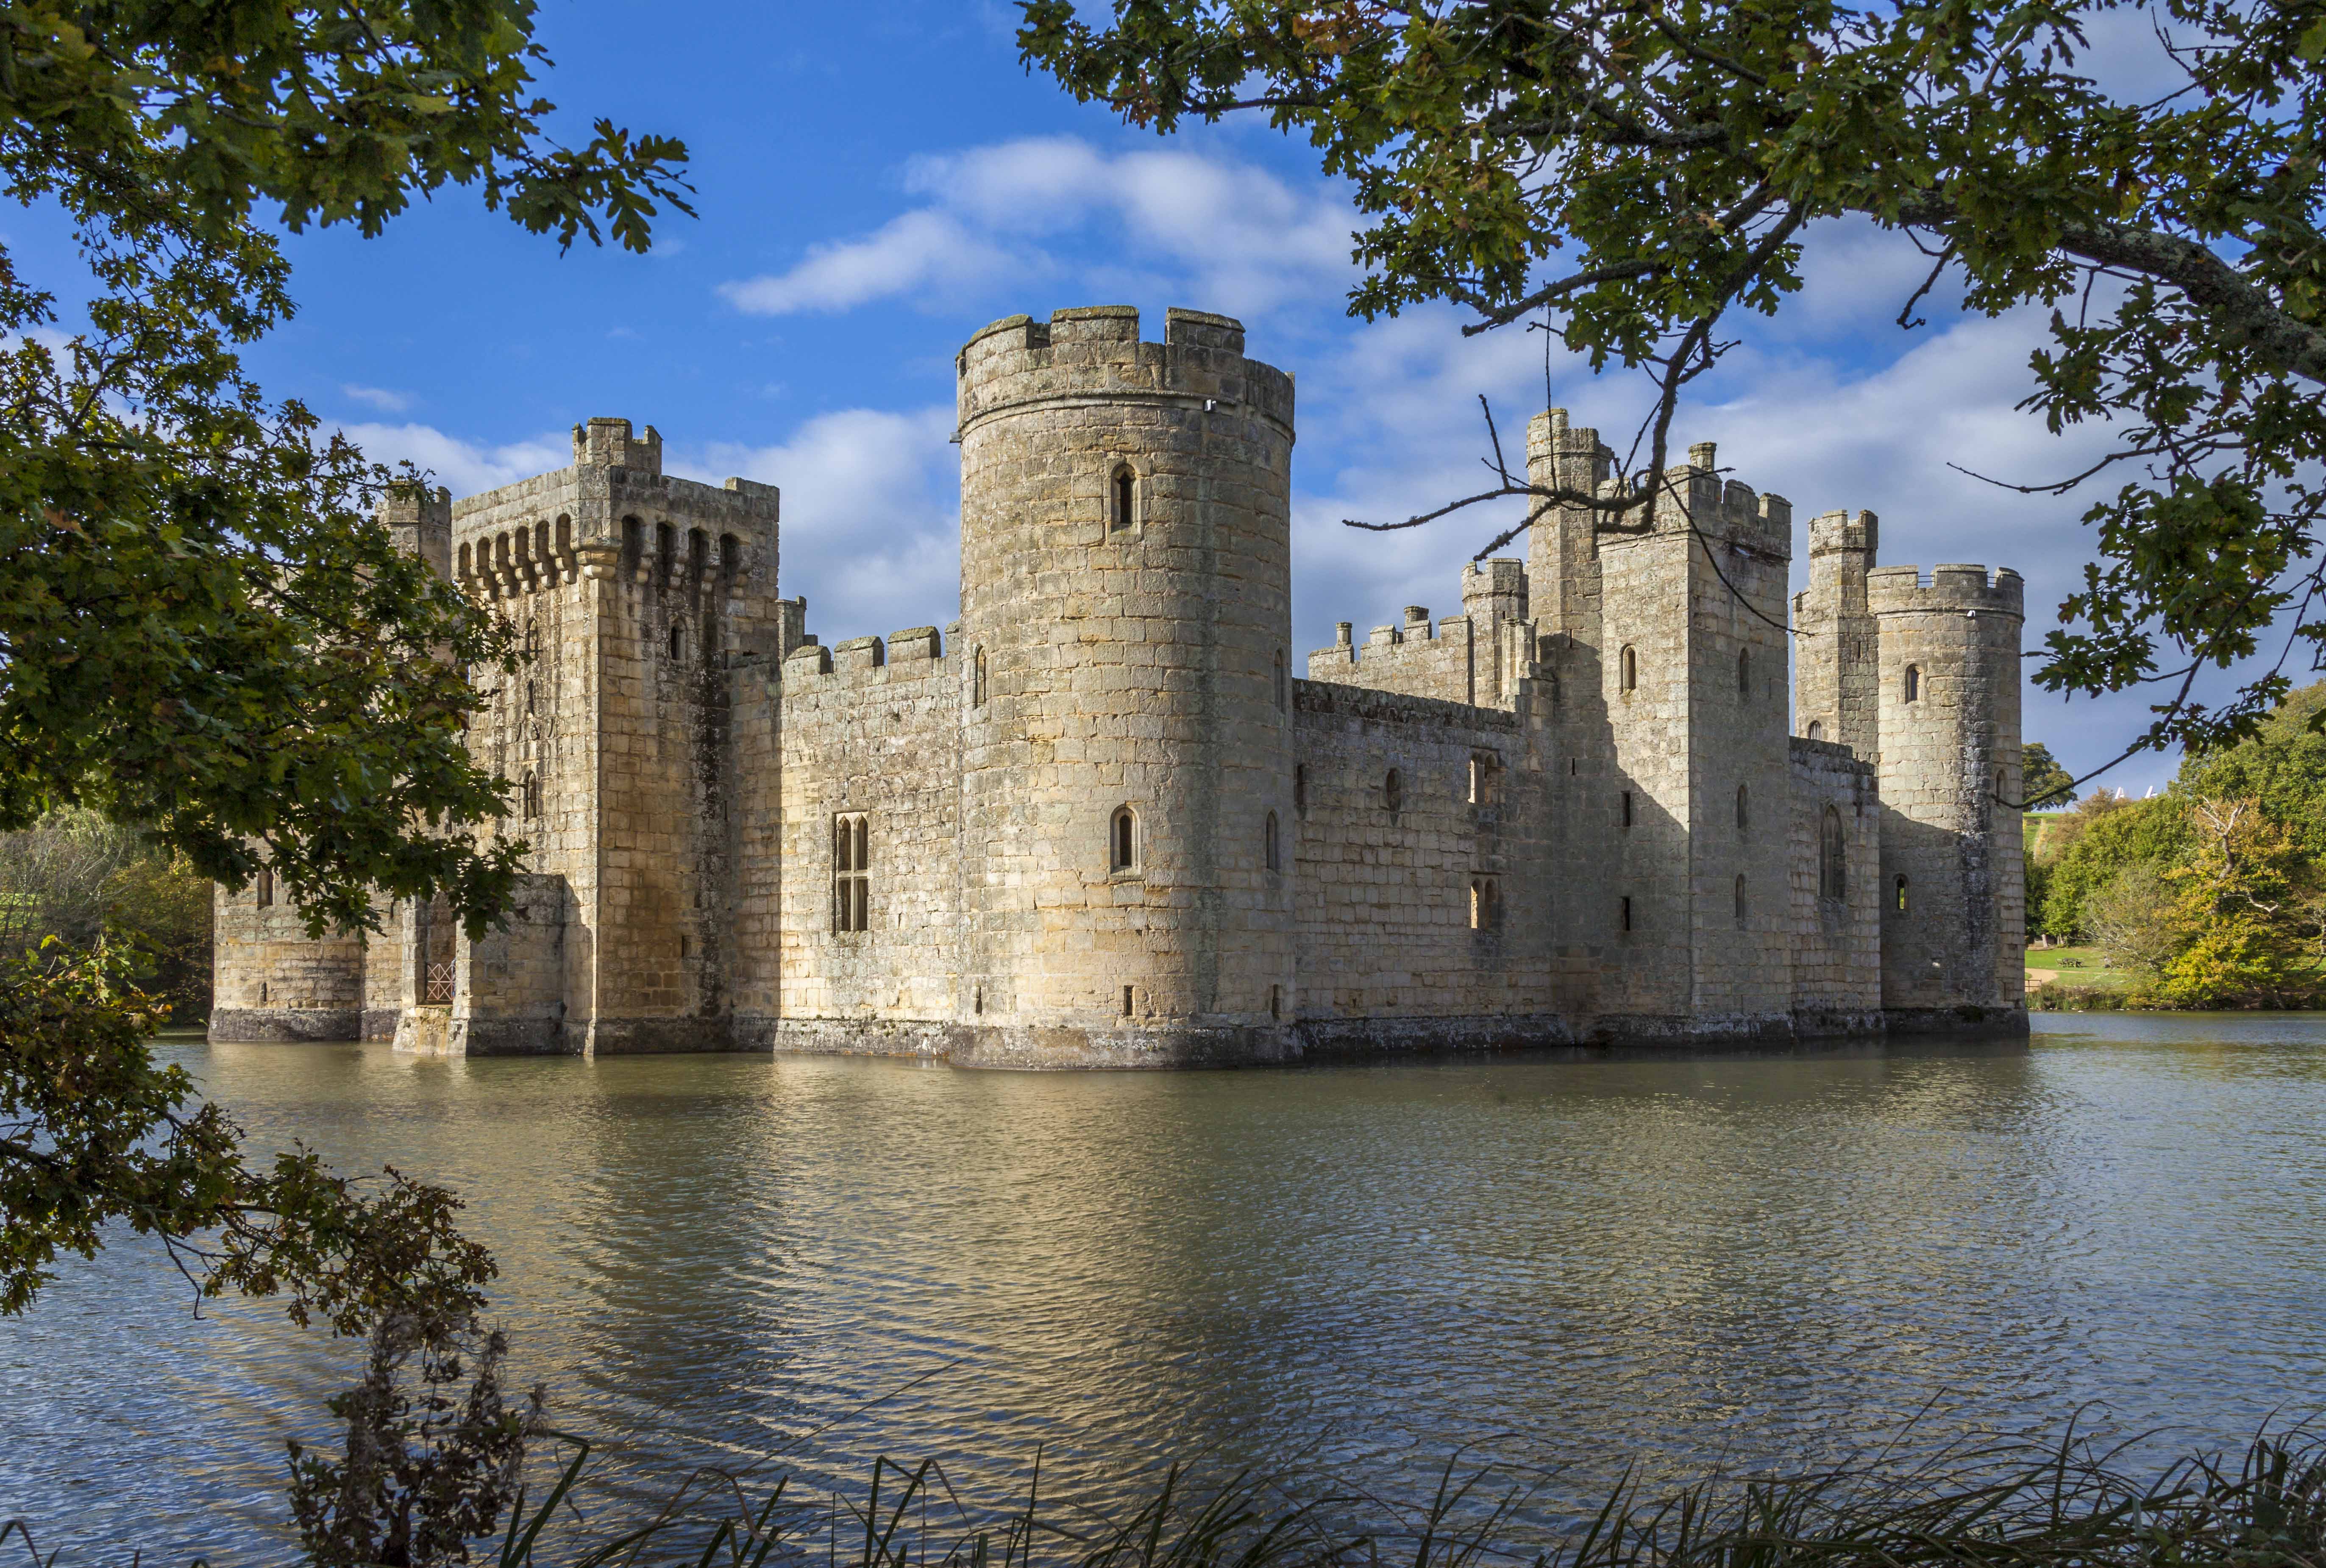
210;315;2028;1063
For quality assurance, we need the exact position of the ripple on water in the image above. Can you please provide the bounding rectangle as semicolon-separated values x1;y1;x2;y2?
4;1017;2326;1561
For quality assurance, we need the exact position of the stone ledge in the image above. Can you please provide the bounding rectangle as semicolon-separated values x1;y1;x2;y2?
208;1008;362;1043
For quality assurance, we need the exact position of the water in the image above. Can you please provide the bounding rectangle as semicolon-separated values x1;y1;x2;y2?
6;1015;2326;1560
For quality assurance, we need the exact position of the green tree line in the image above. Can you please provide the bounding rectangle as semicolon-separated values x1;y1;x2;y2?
2027;685;2326;1007
0;812;213;1022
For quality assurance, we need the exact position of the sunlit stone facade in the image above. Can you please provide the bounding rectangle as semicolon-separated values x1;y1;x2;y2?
210;306;2026;1063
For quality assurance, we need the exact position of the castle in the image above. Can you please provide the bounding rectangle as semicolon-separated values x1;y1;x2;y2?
210;305;2027;1066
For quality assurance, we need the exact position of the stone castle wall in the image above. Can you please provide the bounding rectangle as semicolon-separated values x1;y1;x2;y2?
1786;737;1883;1026
761;626;963;1052
212;312;2027;1064
1290;681;1570;1051
209;881;367;1040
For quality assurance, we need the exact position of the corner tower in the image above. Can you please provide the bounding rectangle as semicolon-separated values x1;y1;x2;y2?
1867;563;2026;1026
954;306;1297;1065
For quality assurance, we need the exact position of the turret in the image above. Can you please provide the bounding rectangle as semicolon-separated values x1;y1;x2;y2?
1792;510;1880;759
954;306;1297;1063
1462;558;1528;625
1524;408;1616;640
1867;563;2026;1023
380;482;452;579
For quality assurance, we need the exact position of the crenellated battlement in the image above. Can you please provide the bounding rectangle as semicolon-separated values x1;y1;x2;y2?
1638;443;1790;556
445;434;778;602
1867;563;2026;617
380;481;452;578
954;304;1295;439
573;416;662;474
1809;509;1879;558
779;625;949;687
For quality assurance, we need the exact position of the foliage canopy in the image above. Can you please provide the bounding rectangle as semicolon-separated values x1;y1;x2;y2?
0;0;686;1332
1021;0;2326;764
0;0;691;938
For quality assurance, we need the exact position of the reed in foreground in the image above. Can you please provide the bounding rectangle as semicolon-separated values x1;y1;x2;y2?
206;1418;2326;1568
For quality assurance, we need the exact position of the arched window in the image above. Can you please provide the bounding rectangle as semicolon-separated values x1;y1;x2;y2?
1738;647;1752;698
255;867;274;908
972;647;987;707
1265;810;1280;872
669;623;685;662
1733;874;1747;926
522;772;541;820
1294;764;1308;816
833;813;870;932
1619;645;1638;692
1384;768;1403;812
457;541;472;580
1895;874;1910;913
1111;464;1137;532
1736;783;1750;834
1903;664;1921;702
1110;806;1140;873
1806;720;1824;742
1820;806;1847;900
1274;650;1287;711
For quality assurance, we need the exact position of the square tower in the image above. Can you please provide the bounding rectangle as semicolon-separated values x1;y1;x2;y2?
437;419;782;1052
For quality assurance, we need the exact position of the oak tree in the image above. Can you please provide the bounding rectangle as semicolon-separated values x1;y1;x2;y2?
1021;0;2326;772
0;1;685;1325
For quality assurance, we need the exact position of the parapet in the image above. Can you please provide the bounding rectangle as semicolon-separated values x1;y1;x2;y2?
1867;563;2025;617
955;305;1294;439
1809;509;1878;558
1650;441;1789;555
779;624;950;687
573;417;662;475
1463;557;1527;618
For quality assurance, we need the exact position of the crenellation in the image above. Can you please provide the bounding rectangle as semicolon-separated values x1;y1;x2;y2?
214;311;2026;1062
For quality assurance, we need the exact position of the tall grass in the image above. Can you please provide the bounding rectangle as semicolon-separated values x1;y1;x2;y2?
8;1421;2321;1568
378;1423;2326;1568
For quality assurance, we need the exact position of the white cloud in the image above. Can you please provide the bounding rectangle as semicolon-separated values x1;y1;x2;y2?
339;422;573;497
721;136;1355;321
340;384;412;413
681;407;962;644
718;210;1023;315
709;131;2213;793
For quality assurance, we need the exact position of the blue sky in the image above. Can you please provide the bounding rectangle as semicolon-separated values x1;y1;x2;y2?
75;0;2264;796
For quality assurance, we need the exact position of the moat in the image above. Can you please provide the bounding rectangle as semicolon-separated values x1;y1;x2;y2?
6;1017;2325;1559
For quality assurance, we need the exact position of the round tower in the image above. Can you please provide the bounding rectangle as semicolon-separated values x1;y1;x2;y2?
954;305;1297;1065
1868;563;2027;1026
